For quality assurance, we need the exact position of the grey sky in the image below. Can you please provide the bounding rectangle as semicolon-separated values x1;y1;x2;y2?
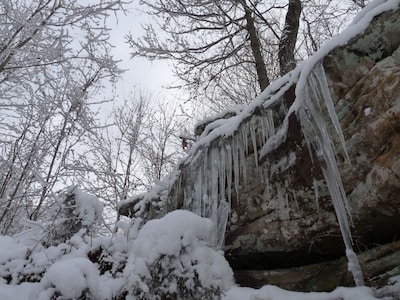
108;4;177;101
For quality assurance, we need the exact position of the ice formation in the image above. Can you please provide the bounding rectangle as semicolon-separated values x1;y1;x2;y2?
298;63;364;286
123;0;400;287
177;62;363;285
183;112;274;220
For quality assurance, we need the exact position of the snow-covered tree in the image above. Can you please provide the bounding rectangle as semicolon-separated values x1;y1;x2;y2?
74;94;149;230
0;0;128;233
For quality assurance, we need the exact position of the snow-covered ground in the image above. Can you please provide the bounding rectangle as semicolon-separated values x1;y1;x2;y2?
0;185;400;299
1;208;400;299
0;186;399;300
224;283;400;300
2;281;400;300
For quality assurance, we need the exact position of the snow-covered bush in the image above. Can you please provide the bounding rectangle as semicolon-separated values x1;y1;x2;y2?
122;210;234;300
19;186;104;246
36;257;100;300
1;200;234;299
0;236;30;284
49;186;103;244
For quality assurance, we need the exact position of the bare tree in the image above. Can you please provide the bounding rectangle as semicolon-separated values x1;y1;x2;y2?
139;102;185;187
128;0;367;111
279;0;302;76
127;0;300;109
76;95;148;227
298;0;369;59
72;92;185;231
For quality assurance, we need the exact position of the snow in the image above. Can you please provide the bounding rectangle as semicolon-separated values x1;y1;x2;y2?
2;0;400;299
124;210;234;298
223;285;381;300
69;186;104;226
0;210;399;299
0;282;34;300
132;210;215;261
36;258;100;299
0;236;28;263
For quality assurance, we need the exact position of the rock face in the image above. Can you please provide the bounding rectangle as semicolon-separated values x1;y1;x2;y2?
226;8;400;272
119;4;400;291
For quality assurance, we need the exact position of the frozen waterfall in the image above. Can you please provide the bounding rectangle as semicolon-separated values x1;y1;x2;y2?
173;61;365;286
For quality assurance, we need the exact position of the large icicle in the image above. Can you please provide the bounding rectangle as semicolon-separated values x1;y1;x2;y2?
298;62;364;286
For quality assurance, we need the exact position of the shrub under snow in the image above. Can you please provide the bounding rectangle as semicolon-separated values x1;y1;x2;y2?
1;187;400;299
122;210;234;300
37;258;100;300
0;198;234;300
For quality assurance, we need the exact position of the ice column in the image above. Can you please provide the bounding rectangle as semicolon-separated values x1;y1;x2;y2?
299;62;364;286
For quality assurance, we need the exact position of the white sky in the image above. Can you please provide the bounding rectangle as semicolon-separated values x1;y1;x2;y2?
107;4;179;103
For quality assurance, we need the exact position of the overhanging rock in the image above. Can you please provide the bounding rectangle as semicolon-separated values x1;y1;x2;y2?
119;2;400;291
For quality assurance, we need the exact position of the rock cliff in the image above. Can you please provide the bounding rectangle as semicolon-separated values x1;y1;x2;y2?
119;2;400;291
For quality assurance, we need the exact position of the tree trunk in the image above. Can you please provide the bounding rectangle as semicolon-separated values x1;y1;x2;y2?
241;1;270;91
278;0;302;76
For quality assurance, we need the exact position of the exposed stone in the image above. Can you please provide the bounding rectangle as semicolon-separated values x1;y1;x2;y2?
235;240;400;292
224;8;400;278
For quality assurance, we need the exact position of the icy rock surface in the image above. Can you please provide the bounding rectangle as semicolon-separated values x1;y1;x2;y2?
119;0;400;291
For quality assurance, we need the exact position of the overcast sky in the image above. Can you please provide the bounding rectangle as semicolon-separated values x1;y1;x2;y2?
107;4;179;103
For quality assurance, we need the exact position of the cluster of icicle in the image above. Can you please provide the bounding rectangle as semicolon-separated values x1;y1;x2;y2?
182;111;276;249
177;62;364;286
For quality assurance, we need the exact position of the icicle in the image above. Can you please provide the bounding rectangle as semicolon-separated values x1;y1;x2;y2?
260;112;290;159
194;164;203;216
292;190;299;211
226;144;233;206
209;147;219;221
232;138;240;200
313;178;320;212
260;117;269;145
299;61;364;286
215;200;230;249
238;132;247;187
218;146;227;204
346;248;365;287
308;62;350;162
202;152;209;217
179;100;294;251
266;109;276;138
250;122;259;168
